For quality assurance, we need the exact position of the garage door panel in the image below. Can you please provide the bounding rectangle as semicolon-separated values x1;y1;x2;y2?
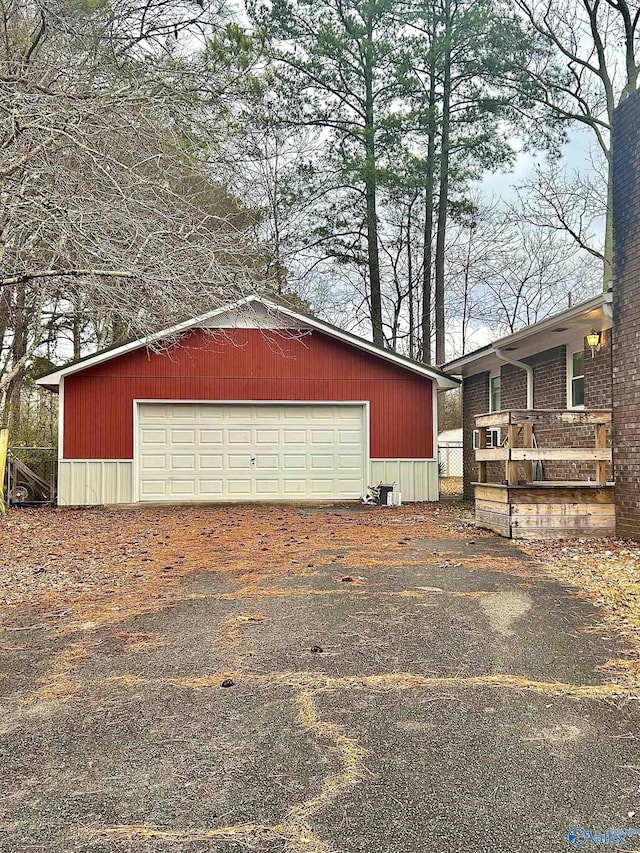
310;429;333;444
310;455;333;469
255;479;280;494
141;428;167;445
199;479;223;495
256;455;279;469
170;429;195;445
226;406;253;422
199;429;224;444
170;455;196;470
137;403;365;502
141;454;166;470
339;455;363;469
140;482;167;497
256;429;278;444
199;454;223;469
227;480;252;495
228;454;251;469
227;429;251;444
283;455;306;469
283;480;306;494
140;406;171;422
338;429;361;443
253;408;281;421
309;479;334;493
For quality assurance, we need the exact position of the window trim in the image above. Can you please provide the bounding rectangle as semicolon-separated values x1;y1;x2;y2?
566;343;586;410
489;370;501;413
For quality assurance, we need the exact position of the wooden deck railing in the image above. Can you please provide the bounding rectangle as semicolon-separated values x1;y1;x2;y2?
474;409;612;487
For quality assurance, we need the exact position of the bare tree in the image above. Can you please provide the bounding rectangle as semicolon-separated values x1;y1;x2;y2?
511;0;640;285
0;0;262;420
446;202;602;348
514;157;607;268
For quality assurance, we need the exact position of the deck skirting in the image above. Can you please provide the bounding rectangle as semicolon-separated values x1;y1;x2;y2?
474;482;616;539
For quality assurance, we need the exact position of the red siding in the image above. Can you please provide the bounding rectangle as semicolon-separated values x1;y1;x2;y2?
63;329;434;459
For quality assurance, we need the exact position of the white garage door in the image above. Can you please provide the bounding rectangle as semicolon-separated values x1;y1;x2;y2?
136;402;366;502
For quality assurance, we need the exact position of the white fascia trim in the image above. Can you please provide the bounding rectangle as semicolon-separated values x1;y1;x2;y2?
36;295;459;390
444;292;613;375
58;375;64;460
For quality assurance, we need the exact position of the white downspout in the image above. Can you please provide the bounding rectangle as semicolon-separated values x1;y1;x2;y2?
493;348;534;410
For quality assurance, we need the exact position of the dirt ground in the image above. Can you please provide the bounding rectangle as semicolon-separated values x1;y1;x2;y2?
1;503;640;852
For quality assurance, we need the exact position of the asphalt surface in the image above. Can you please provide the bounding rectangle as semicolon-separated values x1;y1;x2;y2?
1;506;639;852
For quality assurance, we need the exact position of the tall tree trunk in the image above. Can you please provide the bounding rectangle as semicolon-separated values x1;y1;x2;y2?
434;0;452;365
421;60;437;364
5;282;27;437
112;316;127;345
72;299;83;360
364;13;384;347
407;200;415;358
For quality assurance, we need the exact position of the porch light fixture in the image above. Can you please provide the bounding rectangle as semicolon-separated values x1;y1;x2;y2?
586;329;601;357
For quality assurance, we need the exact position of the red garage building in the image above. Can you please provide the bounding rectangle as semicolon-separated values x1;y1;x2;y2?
37;296;457;505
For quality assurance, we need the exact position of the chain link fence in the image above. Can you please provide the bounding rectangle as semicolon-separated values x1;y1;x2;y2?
438;442;463;498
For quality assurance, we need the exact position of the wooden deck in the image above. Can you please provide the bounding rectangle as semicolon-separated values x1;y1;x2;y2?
473;409;615;539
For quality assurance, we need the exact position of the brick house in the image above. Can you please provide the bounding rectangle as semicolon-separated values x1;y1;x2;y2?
443;292;613;501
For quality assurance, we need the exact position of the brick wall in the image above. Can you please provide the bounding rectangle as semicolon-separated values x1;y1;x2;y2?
462;372;488;500
612;92;640;538
500;363;527;410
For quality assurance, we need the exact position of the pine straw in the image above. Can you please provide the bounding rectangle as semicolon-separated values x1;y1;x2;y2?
518;537;640;691
0;504;483;637
115;631;167;653
104;668;631;701
22;641;92;703
88;680;365;853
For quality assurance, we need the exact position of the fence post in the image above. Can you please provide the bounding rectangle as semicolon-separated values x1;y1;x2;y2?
0;428;8;513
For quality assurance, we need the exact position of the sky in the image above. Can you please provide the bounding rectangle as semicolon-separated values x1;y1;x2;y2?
482;125;598;205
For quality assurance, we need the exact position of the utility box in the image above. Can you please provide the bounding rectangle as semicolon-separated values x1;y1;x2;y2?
378;484;394;506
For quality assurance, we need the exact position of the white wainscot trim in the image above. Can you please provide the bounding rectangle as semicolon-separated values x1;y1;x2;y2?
58;460;133;506
369;459;439;502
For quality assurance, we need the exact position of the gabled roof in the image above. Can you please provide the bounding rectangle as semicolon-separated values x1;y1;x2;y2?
443;292;613;377
36;294;459;390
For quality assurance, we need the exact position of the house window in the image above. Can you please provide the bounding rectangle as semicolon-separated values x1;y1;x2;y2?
569;349;585;408
489;375;501;412
473;428;501;449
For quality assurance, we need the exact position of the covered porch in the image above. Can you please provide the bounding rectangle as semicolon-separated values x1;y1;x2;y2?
473;408;614;539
